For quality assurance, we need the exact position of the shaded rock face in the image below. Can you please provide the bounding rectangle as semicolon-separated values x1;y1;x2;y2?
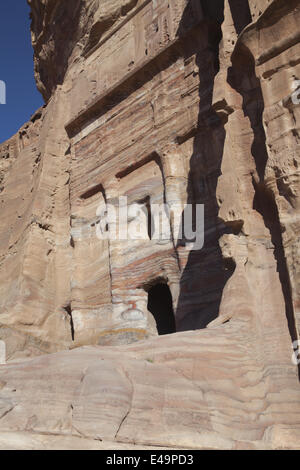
0;0;299;449
28;0;83;101
28;0;146;101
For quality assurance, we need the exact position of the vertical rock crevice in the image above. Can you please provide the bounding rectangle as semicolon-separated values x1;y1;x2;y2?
253;181;298;344
175;0;238;331
229;40;299;346
64;304;75;342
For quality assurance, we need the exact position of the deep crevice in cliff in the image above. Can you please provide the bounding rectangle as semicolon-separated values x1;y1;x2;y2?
229;43;299;353
228;0;252;35
64;304;75;341
253;182;298;348
174;1;236;332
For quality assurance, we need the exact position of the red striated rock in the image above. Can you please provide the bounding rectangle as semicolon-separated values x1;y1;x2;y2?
0;0;299;449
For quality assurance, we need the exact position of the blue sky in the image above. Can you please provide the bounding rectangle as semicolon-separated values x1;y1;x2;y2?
0;1;44;143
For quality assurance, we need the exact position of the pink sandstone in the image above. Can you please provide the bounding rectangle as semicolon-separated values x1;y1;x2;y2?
0;0;299;449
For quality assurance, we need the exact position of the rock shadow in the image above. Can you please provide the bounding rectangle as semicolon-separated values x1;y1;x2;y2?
174;0;253;331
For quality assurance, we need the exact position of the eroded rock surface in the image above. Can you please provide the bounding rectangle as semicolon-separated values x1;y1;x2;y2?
0;323;300;450
0;0;299;449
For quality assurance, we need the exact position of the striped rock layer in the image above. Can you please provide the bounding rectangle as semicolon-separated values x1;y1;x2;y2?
0;0;299;449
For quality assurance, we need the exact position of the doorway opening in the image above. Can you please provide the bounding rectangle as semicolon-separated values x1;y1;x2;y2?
147;283;176;335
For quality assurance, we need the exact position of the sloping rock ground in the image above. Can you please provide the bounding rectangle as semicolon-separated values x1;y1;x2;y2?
0;321;300;450
0;0;299;449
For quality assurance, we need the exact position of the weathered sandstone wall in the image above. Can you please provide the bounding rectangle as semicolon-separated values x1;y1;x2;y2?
0;0;299;449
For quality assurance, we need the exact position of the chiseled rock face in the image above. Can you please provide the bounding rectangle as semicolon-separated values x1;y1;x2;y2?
0;0;299;449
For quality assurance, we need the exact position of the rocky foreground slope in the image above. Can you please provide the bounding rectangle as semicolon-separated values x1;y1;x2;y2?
0;0;300;449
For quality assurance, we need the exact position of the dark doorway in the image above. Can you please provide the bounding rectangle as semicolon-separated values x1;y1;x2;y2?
147;284;176;335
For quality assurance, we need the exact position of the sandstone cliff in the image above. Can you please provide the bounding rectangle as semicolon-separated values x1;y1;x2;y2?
0;0;299;449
